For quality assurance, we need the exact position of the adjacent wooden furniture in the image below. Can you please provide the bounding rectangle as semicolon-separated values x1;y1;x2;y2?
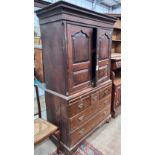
34;84;60;154
109;14;121;117
34;84;42;118
34;47;44;82
34;0;48;83
36;1;116;154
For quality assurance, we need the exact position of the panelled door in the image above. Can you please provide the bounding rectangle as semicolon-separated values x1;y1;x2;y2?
67;24;93;94
96;29;111;84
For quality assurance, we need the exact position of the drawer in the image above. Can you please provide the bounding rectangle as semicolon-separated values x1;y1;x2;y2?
68;95;91;117
69;103;96;131
99;85;111;99
91;106;110;128
69;95;110;131
98;94;111;108
70;106;110;146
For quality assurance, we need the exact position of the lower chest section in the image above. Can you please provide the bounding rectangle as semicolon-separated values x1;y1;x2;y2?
62;83;112;147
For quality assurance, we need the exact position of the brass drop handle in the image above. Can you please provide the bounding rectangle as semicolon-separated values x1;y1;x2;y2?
78;115;84;121
79;129;85;135
78;103;84;109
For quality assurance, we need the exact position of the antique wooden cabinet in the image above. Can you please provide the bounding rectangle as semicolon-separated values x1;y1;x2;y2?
36;1;116;154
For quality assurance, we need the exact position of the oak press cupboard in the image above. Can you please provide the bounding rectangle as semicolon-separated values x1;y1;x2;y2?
36;1;116;154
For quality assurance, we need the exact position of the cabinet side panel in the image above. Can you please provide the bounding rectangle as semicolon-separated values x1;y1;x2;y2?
40;21;67;95
45;92;70;146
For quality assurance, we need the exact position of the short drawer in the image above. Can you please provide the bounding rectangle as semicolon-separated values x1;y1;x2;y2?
70;106;110;146
68;95;91;117
99;85;111;100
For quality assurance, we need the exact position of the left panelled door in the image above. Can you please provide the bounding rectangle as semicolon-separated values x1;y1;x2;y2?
67;24;93;94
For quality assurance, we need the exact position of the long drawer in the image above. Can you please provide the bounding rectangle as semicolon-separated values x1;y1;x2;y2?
70;105;111;146
69;94;111;131
68;85;112;118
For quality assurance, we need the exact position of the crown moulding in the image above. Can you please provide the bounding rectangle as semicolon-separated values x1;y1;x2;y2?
36;1;116;24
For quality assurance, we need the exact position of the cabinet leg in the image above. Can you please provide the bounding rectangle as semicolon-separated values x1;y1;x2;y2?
106;117;111;123
54;130;61;155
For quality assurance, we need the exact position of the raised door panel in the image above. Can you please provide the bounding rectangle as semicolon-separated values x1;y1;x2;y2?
97;29;111;84
67;24;93;94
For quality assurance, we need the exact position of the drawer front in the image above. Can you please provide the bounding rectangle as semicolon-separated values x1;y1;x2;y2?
98;94;111;109
68;95;91;117
91;106;110;128
69;95;111;131
99;85;111;100
69;105;93;131
70;106;110;146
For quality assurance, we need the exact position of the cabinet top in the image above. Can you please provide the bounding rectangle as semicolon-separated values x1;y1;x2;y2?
36;1;116;24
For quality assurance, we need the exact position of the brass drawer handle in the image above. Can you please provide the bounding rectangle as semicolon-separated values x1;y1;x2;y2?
78;115;84;121
78;103;84;109
79;129;85;135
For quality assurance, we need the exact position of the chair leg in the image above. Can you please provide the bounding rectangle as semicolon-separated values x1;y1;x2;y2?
54;130;60;155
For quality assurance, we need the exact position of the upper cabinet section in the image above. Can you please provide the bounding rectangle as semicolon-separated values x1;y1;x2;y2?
36;1;116;96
